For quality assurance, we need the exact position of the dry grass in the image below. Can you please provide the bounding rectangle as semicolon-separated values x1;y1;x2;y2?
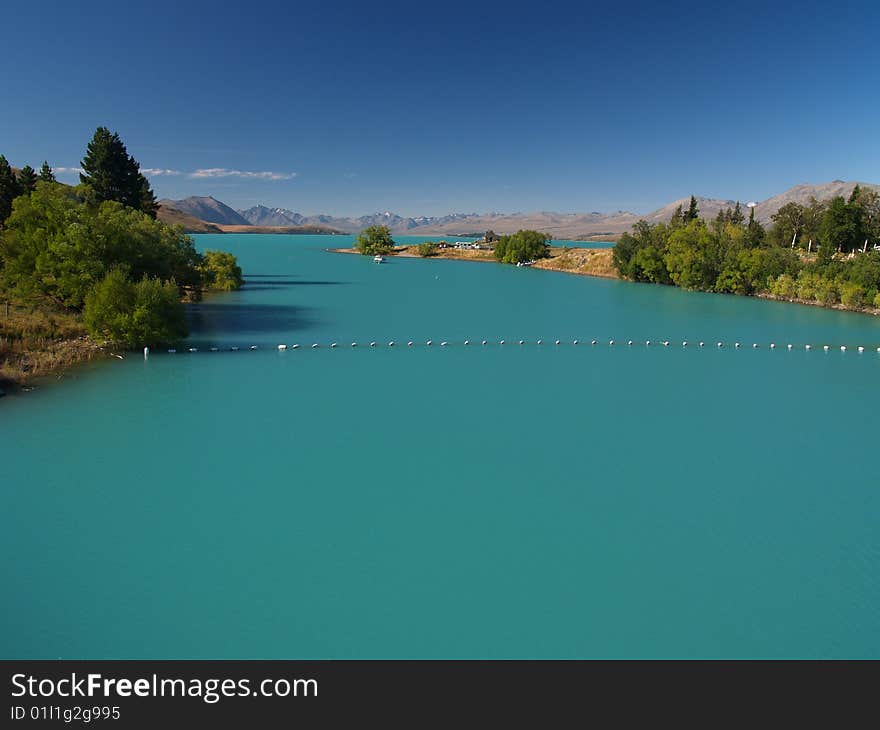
0;302;105;389
534;247;618;278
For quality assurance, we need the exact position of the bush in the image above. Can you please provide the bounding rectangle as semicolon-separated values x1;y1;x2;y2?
816;278;839;306
874;291;880;309
417;242;439;257
199;249;244;291
83;269;187;347
355;225;395;255
770;274;797;299
840;281;865;309
494;230;550;264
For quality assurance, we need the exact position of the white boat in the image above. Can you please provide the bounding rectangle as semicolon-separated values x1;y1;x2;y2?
373;255;385;263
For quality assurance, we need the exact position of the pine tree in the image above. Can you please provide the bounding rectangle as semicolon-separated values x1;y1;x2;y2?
670;204;684;227
80;127;157;217
0;155;22;223
39;161;56;182
683;195;699;223
730;201;745;225
17;165;37;194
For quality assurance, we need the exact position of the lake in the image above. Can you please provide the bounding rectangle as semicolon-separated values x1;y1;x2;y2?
2;234;879;658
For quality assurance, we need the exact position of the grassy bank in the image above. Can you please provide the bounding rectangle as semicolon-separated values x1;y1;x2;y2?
0;301;108;392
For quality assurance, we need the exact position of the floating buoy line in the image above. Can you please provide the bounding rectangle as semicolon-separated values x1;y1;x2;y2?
158;339;880;356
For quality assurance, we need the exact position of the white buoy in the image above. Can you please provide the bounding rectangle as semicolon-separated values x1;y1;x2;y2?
823;345;829;352
805;344;812;350
699;342;705;347
591;340;597;345
210;347;218;352
370;341;376;347
464;340;470;346
840;345;846;352
573;339;578;345
144;346;149;358
735;342;741;349
312;343;319;348
752;343;758;349
482;340;487;346
858;346;864;353
770;343;776;349
407;341;413;347
250;345;258;350
609;340;614;346
230;346;239;351
682;341;688;347
500;340;505;345
292;344;300;349
441;341;448;346
663;341;669;347
555;340;560;345
278;344;287;351
717;342;723;348
536;339;542;345
331;343;337;348
628;340;633;346
646;340;651;346
519;340;524;345
167;348;176;354
351;342;357;348
787;344;793;351
876;346;880;352
189;347;198;353
427;340;432;346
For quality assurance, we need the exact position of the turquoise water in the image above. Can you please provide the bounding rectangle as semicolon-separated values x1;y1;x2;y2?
2;234;879;659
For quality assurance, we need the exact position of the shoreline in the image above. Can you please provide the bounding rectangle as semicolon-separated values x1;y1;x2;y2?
329;244;620;279
331;245;880;317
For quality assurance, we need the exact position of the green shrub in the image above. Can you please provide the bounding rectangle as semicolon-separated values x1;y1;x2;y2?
199;249;244;291
83;269;187;347
770;274;797;299
417;242;439;257
840;282;865;309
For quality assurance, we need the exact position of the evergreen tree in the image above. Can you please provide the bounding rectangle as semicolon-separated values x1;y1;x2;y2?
670;204;684;227
683;195;699;222
80;127;158;217
39;161;56;182
730;201;745;225
17;165;37;194
0;155;22;223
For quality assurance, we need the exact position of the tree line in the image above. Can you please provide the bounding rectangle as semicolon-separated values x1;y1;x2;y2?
613;192;880;311
0;128;243;347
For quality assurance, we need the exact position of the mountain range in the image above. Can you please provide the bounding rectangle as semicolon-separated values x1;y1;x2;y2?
157;181;879;239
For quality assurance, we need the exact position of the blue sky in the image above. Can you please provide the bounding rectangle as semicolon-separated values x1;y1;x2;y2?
3;0;878;216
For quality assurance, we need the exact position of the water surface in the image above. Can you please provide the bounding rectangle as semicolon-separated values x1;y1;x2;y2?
2;234;878;658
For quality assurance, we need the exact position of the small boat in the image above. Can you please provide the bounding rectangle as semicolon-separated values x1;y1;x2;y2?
373;255;385;263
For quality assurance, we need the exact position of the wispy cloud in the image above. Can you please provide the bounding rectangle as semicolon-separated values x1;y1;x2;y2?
52;166;296;182
189;168;297;181
142;168;182;176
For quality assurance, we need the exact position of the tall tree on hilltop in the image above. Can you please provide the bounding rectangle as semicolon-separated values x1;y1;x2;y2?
0;155;22;223
683;195;699;223
80;127;158;217
17;165;38;194
39;161;56;183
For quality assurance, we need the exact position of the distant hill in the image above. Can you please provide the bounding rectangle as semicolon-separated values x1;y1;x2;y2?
157;204;224;233
166;180;880;240
751;180;878;222
158;196;250;225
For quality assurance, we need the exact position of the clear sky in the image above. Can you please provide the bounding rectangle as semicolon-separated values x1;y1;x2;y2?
4;0;878;216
